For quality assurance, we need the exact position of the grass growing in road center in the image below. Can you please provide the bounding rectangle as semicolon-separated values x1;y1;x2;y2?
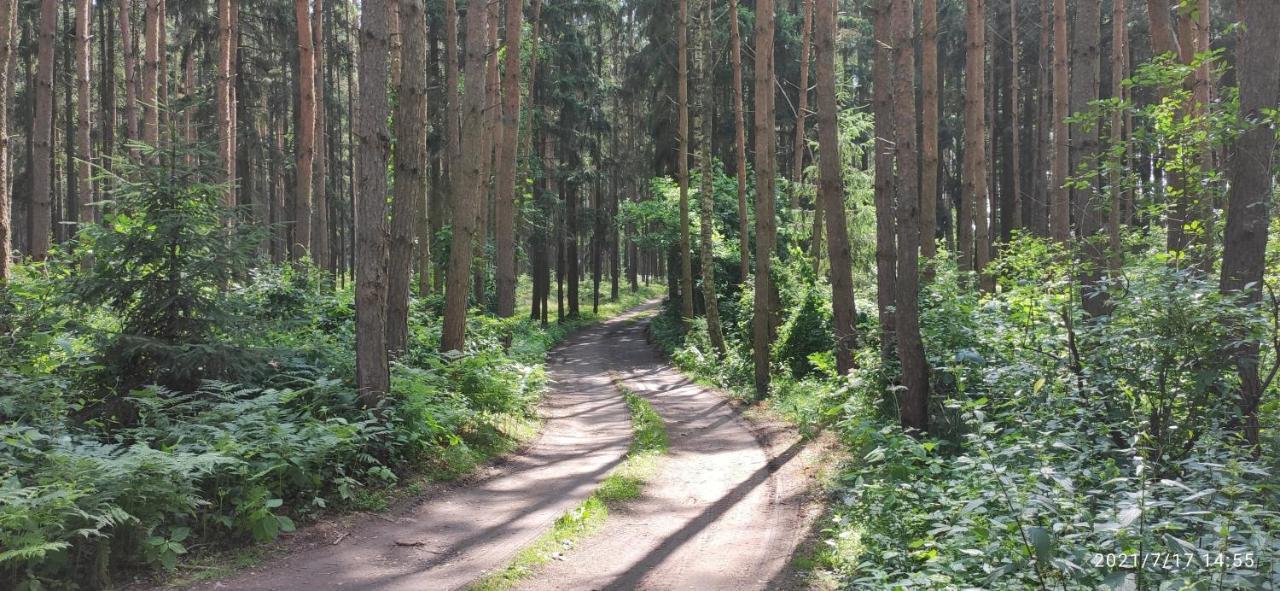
469;383;668;591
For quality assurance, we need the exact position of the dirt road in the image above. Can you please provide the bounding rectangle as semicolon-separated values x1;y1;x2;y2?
517;308;814;591
181;302;815;590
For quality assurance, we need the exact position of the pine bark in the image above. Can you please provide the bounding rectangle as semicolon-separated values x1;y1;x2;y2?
752;0;777;397
0;0;14;280
119;0;138;144
871;0;896;359
75;0;92;228
698;0;725;355
892;0;928;433
677;0;694;321
815;0;856;375
1049;0;1069;242
791;0;813;205
294;0;316;261
441;0;490;351
217;0;236;207
443;0;461;196
494;0;523;318
1006;0;1020;236
354;0;394;404
313;0;330;271
729;0;750;284
965;0;990;290
1107;0;1127;273
387;0;428;357
1220;0;1280;448
142;0;160;146
30;0;55;261
920;0;939;268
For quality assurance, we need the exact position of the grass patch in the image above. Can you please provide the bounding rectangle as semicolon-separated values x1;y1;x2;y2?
470;385;668;591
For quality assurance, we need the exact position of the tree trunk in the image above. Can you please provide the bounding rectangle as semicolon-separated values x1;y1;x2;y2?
1219;0;1280;449
119;0;138;144
494;0;523;318
791;0;813;207
0;0;14;280
294;0;315;261
30;0;55;261
1006;0;1021;237
1049;0;1069;242
443;0;461;200
142;0;159;146
871;0;896;360
892;0;928;433
920;0;939;273
815;0;856;375
1031;0;1050;235
729;0;750;284
313;0;330;272
698;0;725;355
965;0;991;291
677;0;694;321
354;0;394;404
474;1;499;311
1108;0;1127;272
752;0;777;397
387;0;428;357
75;0;92;229
217;0;236;207
441;0;490;351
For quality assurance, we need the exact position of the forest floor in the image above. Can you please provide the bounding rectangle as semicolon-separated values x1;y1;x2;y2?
154;301;826;590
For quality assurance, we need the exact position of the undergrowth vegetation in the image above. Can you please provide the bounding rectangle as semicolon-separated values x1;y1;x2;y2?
653;232;1280;590
0;147;662;589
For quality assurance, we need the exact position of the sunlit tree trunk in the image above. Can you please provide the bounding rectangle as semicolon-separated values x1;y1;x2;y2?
443;0;461;204
30;0;55;261
387;0;428;357
752;0;777;397
119;0;138;145
142;0;160;146
1220;0;1280;449
494;0;523;318
966;0;991;291
1005;0;1020;238
729;0;749;284
676;0;694;321
313;0;330;272
0;0;14;280
1108;0;1127;273
441;0;490;351
217;0;236;207
75;0;92;228
919;0;938;274
791;0;813;209
474;0;499;310
871;0;896;360
1049;0;1069;243
354;0;394;404
294;0;315;261
698;0;725;355
892;0;928;432
815;0;856;374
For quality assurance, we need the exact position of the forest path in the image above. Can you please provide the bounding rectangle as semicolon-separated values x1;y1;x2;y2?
177;301;816;590
516;307;816;591
179;306;647;591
